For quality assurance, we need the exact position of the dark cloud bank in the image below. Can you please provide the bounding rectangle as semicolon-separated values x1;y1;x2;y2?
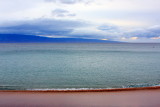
0;18;119;43
0;18;86;36
0;18;160;42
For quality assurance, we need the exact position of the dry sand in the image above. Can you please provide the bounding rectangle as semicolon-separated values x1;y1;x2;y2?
0;87;160;107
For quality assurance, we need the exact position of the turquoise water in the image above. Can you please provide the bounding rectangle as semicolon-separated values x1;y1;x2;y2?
0;43;160;90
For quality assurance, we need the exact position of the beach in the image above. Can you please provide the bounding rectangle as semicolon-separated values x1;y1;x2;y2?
0;87;160;107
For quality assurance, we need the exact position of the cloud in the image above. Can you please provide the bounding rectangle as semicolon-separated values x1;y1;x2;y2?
52;9;76;17
0;16;160;42
118;25;160;40
0;18;88;36
151;37;160;40
70;23;160;42
130;37;138;40
148;25;160;34
45;0;92;4
97;24;118;32
101;39;108;40
116;25;160;42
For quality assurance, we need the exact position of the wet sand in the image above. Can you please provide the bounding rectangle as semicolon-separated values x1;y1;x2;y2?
0;87;160;107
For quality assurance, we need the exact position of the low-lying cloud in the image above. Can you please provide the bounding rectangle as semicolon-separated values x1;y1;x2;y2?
0;18;160;42
0;18;88;36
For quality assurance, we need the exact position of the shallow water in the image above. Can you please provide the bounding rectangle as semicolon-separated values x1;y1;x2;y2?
0;43;160;90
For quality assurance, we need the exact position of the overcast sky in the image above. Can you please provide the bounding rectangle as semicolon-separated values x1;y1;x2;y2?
0;0;160;42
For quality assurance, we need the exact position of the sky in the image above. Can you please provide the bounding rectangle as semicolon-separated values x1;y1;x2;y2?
0;0;160;42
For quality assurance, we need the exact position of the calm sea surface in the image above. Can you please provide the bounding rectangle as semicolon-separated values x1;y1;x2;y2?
0;43;160;90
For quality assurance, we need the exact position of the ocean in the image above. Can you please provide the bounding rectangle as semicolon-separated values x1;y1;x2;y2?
0;43;160;90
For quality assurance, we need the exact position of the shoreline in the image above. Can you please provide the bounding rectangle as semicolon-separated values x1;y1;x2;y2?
0;86;160;93
0;86;160;107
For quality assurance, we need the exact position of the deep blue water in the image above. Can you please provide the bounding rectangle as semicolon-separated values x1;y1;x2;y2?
0;43;160;90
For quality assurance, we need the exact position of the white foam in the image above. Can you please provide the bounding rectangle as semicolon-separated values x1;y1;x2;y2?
26;88;113;91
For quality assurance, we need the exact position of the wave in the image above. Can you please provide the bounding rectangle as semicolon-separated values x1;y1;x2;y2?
24;86;160;92
0;83;159;91
122;83;160;88
26;84;160;91
27;88;107;91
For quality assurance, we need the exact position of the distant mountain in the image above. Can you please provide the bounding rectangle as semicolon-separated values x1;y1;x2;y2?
0;34;119;43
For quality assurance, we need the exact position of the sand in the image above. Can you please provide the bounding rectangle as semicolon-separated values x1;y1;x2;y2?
0;87;160;107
